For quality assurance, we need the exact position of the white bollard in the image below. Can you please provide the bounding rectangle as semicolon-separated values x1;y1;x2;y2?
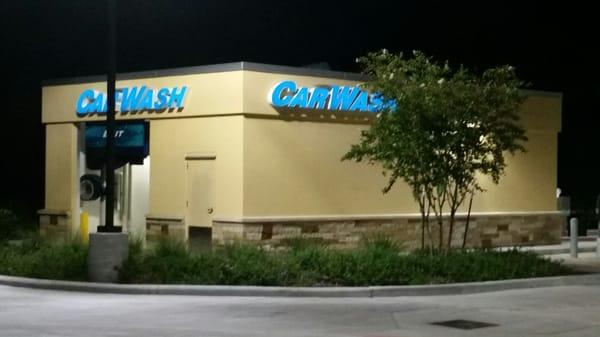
570;217;578;258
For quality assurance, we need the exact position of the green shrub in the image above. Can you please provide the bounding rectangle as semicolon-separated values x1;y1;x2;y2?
116;239;572;286
0;235;572;286
280;236;327;251
359;232;404;252
120;238;196;284
118;237;145;282
215;244;279;285
0;209;21;240
0;208;38;241
0;236;87;281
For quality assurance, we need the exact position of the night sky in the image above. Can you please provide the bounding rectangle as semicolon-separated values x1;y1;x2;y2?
1;1;598;218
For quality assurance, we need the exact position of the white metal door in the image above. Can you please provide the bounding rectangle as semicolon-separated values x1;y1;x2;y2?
186;159;215;228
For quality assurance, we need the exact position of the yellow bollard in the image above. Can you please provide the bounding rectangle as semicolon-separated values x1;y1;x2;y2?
80;212;89;244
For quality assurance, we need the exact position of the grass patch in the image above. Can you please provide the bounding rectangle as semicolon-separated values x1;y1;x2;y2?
119;238;572;286
0;234;87;281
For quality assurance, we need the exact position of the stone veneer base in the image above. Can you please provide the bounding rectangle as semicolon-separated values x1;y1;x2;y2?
212;212;566;249
38;209;71;241
146;215;186;242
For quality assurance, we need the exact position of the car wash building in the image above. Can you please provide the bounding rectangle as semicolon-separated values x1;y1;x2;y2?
39;62;564;248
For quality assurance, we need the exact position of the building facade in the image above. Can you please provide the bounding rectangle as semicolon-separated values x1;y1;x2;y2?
40;62;564;248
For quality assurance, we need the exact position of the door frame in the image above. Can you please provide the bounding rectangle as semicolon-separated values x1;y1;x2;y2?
184;153;217;233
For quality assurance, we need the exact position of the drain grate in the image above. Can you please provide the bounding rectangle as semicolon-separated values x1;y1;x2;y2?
430;319;498;330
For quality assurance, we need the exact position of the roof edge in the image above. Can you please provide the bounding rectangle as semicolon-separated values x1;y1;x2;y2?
41;62;563;99
520;89;563;99
41;61;367;87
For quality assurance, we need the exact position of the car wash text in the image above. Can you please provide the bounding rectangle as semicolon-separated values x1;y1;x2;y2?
76;86;188;116
269;80;395;113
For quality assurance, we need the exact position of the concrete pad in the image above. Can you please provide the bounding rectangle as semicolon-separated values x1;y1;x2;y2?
548;253;600;273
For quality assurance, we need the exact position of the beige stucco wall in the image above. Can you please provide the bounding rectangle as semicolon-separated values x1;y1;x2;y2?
519;94;562;131
456;96;560;212
242;117;413;216
40;67;562;230
43;123;79;233
471;130;558;212
238;69;561;217
148;116;244;221
241;117;559;217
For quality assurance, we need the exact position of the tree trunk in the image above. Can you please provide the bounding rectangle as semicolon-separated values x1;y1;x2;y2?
462;193;474;249
447;209;456;249
447;184;459;249
425;204;433;250
421;215;425;249
419;195;426;250
438;217;443;250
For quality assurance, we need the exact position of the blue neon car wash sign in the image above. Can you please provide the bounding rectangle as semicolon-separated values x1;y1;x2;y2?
269;81;395;113
76;86;188;116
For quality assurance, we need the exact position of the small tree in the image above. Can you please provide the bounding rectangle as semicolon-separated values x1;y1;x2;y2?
343;50;527;249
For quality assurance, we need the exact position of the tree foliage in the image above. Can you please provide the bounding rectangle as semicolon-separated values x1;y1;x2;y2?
343;50;528;249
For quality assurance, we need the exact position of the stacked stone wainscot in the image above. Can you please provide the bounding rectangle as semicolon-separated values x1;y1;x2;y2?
212;212;565;249
146;214;186;242
38;209;71;241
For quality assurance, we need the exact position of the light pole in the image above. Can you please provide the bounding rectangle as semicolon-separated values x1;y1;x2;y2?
98;0;120;233
87;0;128;283
595;193;600;258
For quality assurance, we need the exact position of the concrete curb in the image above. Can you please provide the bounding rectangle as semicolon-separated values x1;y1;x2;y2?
1;273;600;297
535;247;597;255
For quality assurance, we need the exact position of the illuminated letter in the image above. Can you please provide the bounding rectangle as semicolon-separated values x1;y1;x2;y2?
139;88;154;110
76;89;96;116
368;94;383;112
349;91;369;112
168;86;187;108
121;86;146;111
270;81;297;107
95;93;106;113
115;89;123;112
289;87;310;108
328;86;360;111
307;87;330;109
154;88;170;109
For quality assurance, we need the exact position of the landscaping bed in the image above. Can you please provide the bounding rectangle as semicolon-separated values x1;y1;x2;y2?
0;236;573;286
0;236;87;281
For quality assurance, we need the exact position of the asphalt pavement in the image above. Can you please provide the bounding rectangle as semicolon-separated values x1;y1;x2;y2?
1;284;599;336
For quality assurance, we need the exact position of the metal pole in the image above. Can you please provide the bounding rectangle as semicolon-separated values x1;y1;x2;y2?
597;219;600;258
99;0;119;232
596;194;600;258
570;217;578;258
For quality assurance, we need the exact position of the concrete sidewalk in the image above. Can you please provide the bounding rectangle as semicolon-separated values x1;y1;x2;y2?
499;238;599;255
496;238;600;273
547;253;600;273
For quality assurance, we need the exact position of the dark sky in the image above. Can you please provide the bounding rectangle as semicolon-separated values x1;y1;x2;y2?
1;1;598;215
